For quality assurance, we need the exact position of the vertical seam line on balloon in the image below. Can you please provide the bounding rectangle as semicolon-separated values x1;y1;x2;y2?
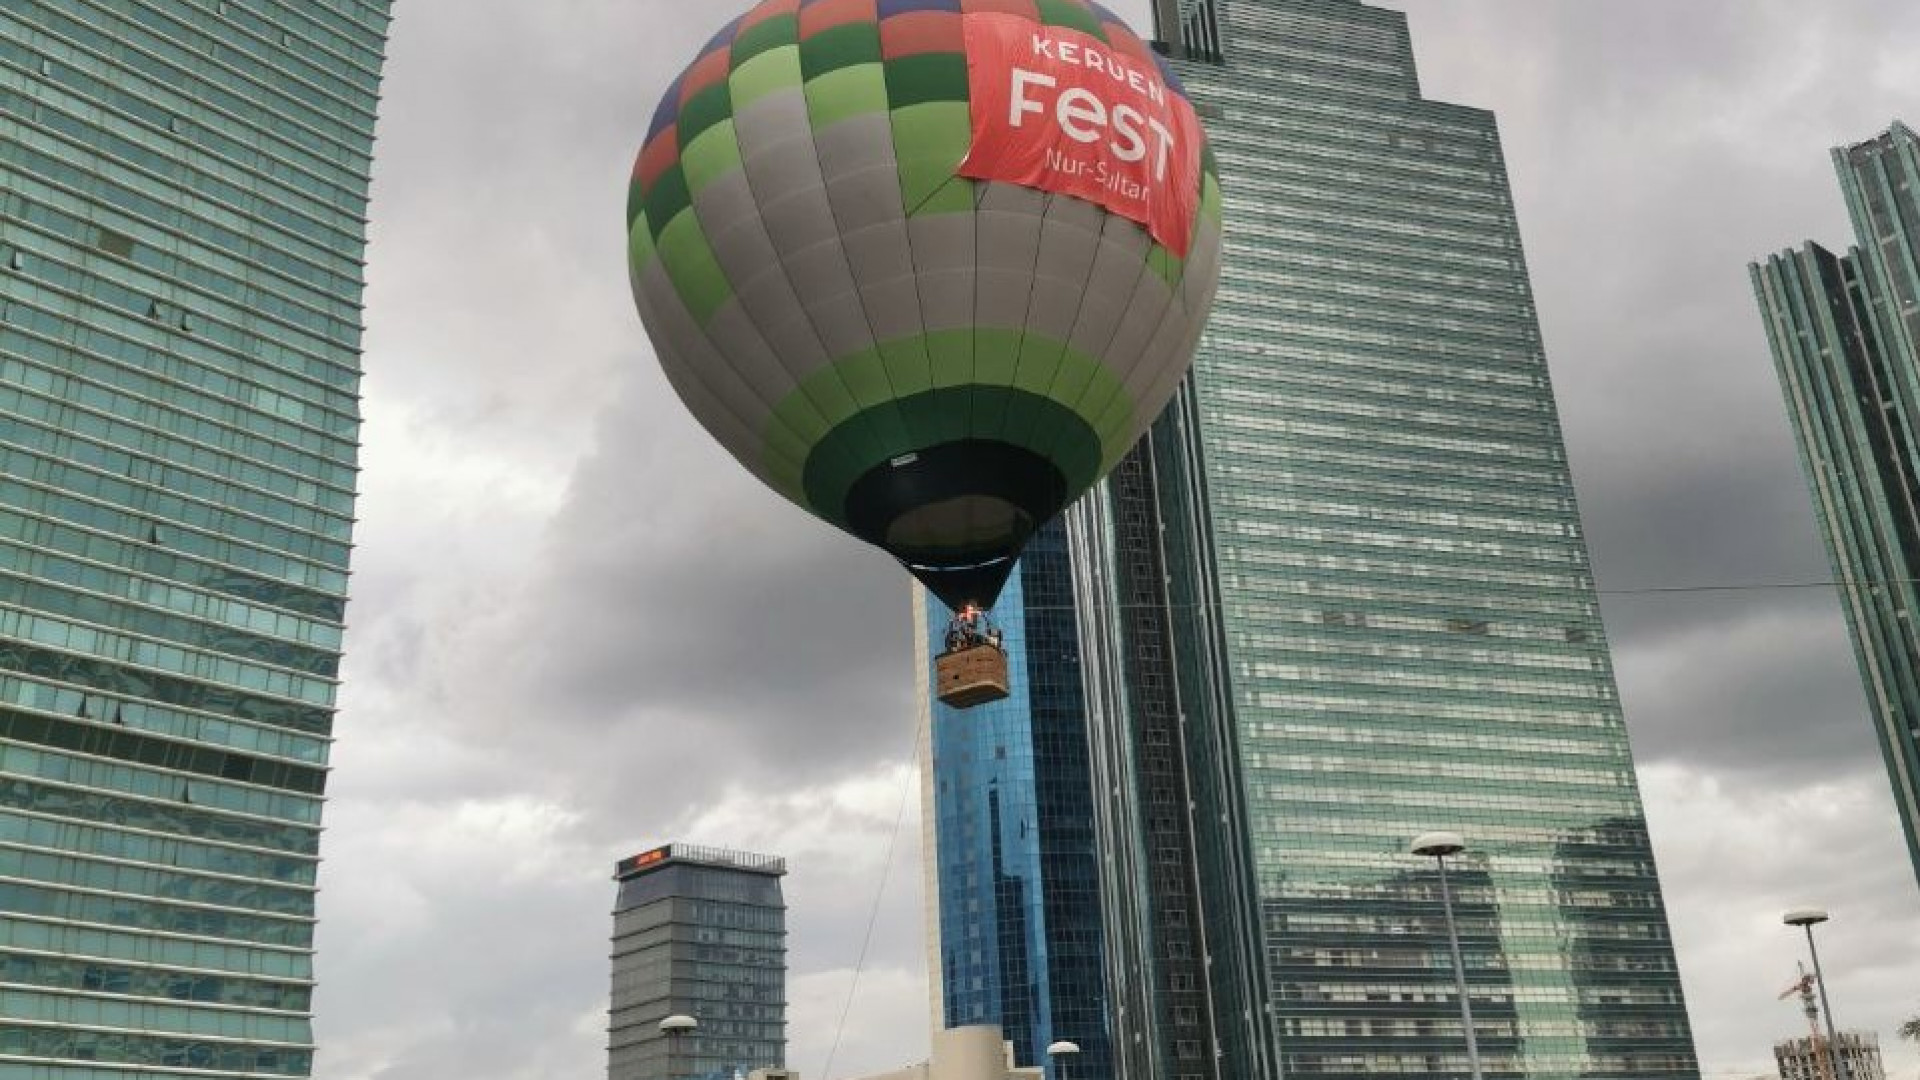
799;74;907;455
1031;199;1120;475
726;79;872;502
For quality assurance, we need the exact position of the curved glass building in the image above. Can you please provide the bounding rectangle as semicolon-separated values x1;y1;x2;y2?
915;520;1112;1080
0;2;391;1074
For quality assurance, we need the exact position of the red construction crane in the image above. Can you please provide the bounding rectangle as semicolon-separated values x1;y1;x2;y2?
1779;964;1836;1080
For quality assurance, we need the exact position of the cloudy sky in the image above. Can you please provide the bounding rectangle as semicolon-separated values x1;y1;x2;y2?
315;1;1920;1077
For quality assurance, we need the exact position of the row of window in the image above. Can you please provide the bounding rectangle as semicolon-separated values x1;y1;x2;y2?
0;102;362;335
0;805;314;886
3;297;360;464
2;349;354;511
2;153;361;369
0;1022;309;1075
3;571;337;679
0;605;335;709
211;0;391;80
2;536;343;652
2;463;348;584
0;737;318;828
0;500;347;621
0;775;318;857
6;80;365;317
24;1;369;175
3;950;308;1012
108;0;386;123
0;986;309;1045
0;386;349;533
0;705;325;798
0;880;311;949
3;913;310;980
4;673;329;767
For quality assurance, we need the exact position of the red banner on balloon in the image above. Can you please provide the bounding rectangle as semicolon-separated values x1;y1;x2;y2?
957;13;1204;257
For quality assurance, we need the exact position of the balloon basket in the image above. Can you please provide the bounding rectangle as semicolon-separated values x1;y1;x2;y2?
935;644;1010;709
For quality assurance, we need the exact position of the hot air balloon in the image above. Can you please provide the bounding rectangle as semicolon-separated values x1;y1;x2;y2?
628;0;1221;706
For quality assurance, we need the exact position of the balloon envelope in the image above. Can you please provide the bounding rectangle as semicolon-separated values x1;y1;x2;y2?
629;0;1222;611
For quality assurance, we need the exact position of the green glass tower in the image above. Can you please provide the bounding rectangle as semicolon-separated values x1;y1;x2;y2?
1067;1;1700;1077
0;2;390;1075
1751;120;1920;890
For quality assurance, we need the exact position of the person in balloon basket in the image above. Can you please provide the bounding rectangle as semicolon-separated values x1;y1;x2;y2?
944;606;1003;655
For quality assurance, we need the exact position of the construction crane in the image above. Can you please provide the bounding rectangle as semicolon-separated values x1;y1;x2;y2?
1779;963;1837;1080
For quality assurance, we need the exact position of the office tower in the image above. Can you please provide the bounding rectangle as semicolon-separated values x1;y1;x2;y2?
1064;1;1702;1077
1751;121;1920;889
0;3;390;1075
1774;1032;1887;1080
608;844;787;1080
913;520;1111;1080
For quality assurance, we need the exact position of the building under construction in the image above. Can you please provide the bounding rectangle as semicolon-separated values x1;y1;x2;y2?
1774;1032;1886;1080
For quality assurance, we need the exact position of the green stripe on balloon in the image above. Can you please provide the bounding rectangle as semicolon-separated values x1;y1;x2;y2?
733;13;799;66
891;102;972;215
681;121;743;193
678;83;733;145
654;212;733;324
731;44;803;108
805;63;889;127
1146;243;1183;288
761;327;1134;494
644;164;692;243
883;52;968;109
1036;0;1105;38
800;388;1105;529
627;211;655;271
801;22;882;80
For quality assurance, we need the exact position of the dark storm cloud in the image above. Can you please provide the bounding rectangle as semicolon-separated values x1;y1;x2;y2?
319;1;1920;1077
1403;0;1920;766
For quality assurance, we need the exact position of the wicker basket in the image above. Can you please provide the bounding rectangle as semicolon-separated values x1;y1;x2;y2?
936;644;1011;709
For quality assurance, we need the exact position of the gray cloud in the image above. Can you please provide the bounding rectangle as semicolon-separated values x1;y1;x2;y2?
319;1;1920;1077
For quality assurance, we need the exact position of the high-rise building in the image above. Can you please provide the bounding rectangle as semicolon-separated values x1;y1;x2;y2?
0;3;389;1076
1774;1032;1887;1080
608;844;787;1080
1064;1;1701;1077
1751;121;1920;890
913;520;1111;1080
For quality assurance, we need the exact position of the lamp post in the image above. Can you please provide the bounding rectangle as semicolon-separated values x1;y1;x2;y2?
660;1014;698;1080
1411;831;1484;1080
1784;909;1846;1080
1047;1039;1081;1080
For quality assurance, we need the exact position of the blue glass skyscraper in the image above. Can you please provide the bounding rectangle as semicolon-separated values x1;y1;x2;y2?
916;520;1110;1079
0;3;390;1075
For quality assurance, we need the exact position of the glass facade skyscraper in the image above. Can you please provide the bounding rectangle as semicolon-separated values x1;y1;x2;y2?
1751;121;1920;891
0;2;390;1075
914;520;1111;1080
607;845;787;1080
1065;1;1701;1077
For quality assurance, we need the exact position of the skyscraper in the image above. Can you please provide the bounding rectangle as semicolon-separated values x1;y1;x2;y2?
608;844;787;1080
1065;1;1700;1077
0;2;389;1075
1751;121;1920;890
913;520;1112;1079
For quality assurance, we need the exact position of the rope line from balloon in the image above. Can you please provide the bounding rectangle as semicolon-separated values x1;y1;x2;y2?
819;699;924;1080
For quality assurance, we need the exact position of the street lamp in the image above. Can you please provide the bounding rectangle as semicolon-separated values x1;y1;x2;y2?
1785;909;1847;1080
1047;1039;1081;1080
1412;831;1484;1080
660;1015;698;1080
